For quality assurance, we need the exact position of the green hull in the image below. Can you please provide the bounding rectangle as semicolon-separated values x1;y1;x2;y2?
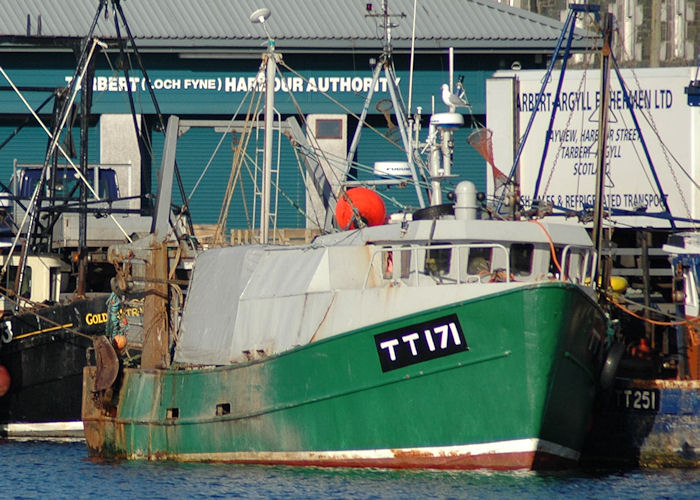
83;282;607;469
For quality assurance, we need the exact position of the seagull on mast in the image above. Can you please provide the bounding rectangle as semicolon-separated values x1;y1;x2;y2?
441;83;470;113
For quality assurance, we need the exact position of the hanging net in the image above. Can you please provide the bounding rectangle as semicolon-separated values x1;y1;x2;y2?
467;128;510;199
467;127;494;166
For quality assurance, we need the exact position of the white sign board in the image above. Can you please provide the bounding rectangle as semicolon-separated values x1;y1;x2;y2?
487;67;700;228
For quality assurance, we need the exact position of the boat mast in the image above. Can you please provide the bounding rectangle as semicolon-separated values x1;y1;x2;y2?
77;43;96;297
592;13;614;291
251;8;276;244
11;2;107;303
346;0;426;209
502;3;599;214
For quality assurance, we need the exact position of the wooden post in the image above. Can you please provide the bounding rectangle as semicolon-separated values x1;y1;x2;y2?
640;231;653;344
592;14;613;292
141;238;170;369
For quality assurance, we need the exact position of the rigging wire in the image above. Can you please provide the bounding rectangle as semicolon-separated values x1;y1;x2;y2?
111;0;195;236
540;69;590;200
0;38;132;280
0;92;56;152
407;0;418;116
278;61;408;156
543;12;599;207
214;89;263;242
187;87;258;201
276;61;428;216
113;10;143;179
98;49;156;161
615;55;696;227
278;59;435;203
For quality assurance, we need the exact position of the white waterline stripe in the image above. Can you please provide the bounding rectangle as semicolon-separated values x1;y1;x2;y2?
1;421;84;438
163;438;580;463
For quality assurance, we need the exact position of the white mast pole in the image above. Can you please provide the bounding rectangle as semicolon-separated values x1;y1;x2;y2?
449;47;454;92
261;45;276;244
250;8;275;244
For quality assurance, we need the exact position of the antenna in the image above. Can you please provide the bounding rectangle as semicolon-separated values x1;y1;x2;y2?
365;0;405;56
348;0;424;208
250;7;273;41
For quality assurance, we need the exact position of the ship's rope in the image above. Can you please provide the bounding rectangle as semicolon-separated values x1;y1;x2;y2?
106;292;128;338
528;219;563;276
607;292;700;330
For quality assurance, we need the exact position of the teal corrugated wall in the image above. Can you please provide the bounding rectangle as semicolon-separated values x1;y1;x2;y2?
145;118;486;229
0;51;507;229
150;124;306;229
356;122;486;214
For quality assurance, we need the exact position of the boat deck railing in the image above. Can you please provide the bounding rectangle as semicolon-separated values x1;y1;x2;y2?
364;242;596;289
363;243;510;288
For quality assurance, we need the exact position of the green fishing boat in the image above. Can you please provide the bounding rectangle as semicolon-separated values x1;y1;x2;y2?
83;222;610;468
82;3;616;469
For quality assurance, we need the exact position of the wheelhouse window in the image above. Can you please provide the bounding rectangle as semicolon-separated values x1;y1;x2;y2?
26;170;112;201
467;247;492;275
383;246;412;280
548;246;565;278
424;244;451;276
510;243;533;277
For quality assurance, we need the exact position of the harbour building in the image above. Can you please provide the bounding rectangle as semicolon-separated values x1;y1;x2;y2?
0;0;595;234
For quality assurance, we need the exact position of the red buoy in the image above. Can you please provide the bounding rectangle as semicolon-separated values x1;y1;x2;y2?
0;365;10;397
335;187;386;230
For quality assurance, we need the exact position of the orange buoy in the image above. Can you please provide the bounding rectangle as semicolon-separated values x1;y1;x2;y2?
0;365;10;397
335;187;386;230
113;334;128;352
631;338;652;360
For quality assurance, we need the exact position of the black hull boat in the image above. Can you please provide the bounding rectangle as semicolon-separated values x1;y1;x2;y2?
0;2;154;439
0;297;110;438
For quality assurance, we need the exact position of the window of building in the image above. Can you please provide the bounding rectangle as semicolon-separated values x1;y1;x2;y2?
5;265;32;299
315;119;343;139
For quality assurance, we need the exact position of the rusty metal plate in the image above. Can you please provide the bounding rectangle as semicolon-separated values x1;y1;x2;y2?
93;336;119;391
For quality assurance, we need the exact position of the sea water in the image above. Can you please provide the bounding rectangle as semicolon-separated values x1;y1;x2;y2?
1;440;698;499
